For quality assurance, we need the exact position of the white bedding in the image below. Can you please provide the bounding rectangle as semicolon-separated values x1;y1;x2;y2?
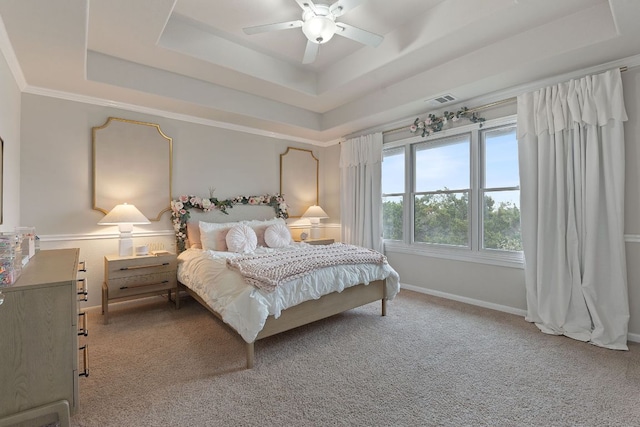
177;243;400;343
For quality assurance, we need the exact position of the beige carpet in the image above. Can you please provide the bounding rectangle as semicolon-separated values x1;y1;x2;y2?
71;290;640;427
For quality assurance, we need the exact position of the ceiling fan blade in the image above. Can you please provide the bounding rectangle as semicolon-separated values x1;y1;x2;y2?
294;0;319;14
330;0;365;18
335;22;383;47
243;20;303;35
302;40;319;64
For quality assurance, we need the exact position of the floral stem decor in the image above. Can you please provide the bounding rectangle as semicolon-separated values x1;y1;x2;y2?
171;193;289;252
409;107;486;137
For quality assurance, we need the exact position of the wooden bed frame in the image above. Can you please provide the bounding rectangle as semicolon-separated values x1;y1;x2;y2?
176;279;386;368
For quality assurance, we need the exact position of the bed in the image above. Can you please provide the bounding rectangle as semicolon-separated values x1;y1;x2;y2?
172;197;400;368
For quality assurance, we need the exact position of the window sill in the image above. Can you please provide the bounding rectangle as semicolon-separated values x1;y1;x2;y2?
383;241;524;269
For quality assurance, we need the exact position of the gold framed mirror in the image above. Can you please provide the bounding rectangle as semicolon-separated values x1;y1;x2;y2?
280;147;318;218
93;117;172;221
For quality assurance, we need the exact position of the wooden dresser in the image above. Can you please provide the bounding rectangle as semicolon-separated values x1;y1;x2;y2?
0;248;86;423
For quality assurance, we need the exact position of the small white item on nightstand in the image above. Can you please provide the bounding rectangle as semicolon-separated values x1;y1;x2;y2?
151;250;171;256
135;245;149;256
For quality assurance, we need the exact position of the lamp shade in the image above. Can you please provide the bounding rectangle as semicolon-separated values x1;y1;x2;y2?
302;205;329;219
98;203;150;225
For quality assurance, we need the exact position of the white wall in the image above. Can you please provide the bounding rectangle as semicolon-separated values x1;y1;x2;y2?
0;43;20;231
19;94;325;307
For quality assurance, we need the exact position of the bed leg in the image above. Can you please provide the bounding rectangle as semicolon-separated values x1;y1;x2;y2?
246;342;255;369
381;298;387;316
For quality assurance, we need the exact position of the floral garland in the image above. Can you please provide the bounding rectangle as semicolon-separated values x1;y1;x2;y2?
410;107;485;138
171;193;288;252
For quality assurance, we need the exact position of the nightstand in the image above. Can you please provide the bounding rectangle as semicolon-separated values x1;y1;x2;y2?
303;238;335;245
102;253;177;324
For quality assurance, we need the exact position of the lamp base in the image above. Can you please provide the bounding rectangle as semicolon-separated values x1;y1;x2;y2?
118;226;134;257
309;226;322;239
119;237;134;257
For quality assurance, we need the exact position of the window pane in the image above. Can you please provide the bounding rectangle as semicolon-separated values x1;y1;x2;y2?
414;192;469;246
415;135;470;192
382;147;404;194
483;190;522;251
484;127;519;188
383;196;403;240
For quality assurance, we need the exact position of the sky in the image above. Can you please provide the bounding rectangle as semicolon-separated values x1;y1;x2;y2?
382;127;519;207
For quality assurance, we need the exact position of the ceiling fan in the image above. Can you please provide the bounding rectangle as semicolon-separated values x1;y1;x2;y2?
242;0;384;64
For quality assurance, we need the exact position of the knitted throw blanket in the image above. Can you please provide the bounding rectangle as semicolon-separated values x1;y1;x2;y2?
226;243;387;292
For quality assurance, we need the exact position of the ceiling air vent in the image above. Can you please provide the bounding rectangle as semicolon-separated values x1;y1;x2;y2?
427;94;457;105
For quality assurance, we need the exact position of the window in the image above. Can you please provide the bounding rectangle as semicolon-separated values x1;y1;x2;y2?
414;134;470;247
382;147;405;240
382;117;522;265
481;126;522;252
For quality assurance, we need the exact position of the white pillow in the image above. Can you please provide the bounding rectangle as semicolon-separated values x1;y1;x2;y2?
245;217;286;247
186;222;202;249
199;221;238;251
225;224;258;253
264;223;292;248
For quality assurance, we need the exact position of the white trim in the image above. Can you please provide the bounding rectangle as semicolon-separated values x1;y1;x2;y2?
39;230;175;242
400;283;640;344
386;241;524;269
40;226;341;242
385;235;640;267
400;282;527;317
629;332;640;344
22;85;329;147
287;223;340;229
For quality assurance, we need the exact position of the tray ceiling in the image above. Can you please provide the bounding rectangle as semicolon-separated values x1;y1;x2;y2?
1;0;640;144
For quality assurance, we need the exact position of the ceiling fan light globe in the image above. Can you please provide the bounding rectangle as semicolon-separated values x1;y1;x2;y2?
302;16;336;44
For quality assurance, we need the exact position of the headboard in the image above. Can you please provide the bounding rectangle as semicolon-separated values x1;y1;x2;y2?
171;194;288;252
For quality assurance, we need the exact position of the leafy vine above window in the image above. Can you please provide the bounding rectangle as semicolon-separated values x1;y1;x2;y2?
410;107;486;137
171;193;289;252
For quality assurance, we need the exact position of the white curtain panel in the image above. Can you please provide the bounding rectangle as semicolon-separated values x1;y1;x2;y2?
517;68;629;350
339;133;383;252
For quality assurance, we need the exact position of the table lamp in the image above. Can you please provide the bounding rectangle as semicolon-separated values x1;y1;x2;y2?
302;205;328;239
98;203;150;256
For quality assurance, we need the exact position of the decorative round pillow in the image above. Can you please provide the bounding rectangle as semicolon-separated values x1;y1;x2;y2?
225;224;257;253
264;223;292;248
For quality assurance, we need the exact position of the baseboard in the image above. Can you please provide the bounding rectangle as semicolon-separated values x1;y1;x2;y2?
400;283;640;344
400;283;527;317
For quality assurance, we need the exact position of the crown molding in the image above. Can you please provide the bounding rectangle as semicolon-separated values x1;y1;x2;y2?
21;83;329;147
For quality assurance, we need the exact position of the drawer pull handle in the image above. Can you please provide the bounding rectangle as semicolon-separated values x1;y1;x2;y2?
78;311;88;336
77;278;88;301
119;262;170;271
78;260;87;272
119;280;170;290
79;344;89;377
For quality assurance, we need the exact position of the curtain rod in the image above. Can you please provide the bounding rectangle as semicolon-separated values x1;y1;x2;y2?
381;66;628;136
